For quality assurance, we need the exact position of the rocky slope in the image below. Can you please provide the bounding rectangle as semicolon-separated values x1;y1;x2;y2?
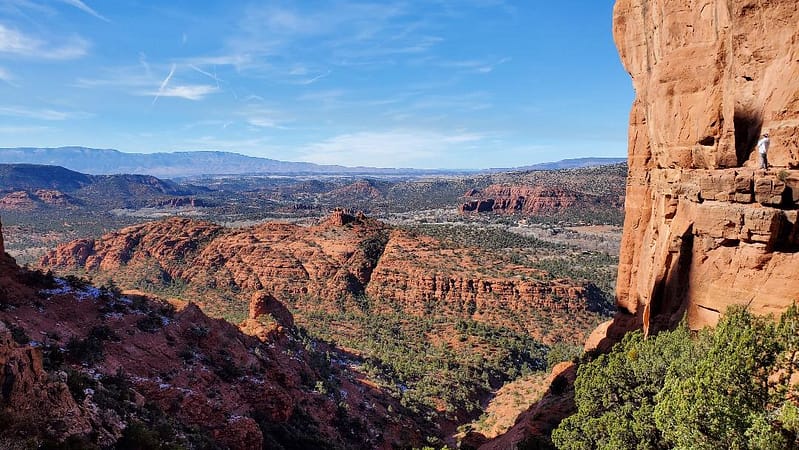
458;164;627;224
40;211;607;344
460;185;623;217
594;0;799;346
0;189;81;210
0;218;427;449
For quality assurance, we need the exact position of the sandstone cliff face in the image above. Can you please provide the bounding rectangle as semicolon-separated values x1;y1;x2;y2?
366;229;606;342
0;189;79;210
607;0;799;341
41;213;606;344
0;219;426;449
460;185;623;217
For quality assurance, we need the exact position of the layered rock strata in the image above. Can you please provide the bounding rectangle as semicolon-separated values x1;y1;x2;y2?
598;0;799;345
483;1;799;446
0;217;426;448
460;185;623;216
41;213;606;343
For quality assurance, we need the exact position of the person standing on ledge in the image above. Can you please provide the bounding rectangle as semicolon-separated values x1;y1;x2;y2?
757;132;770;169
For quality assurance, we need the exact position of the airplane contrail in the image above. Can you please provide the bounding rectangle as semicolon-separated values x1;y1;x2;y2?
153;63;176;105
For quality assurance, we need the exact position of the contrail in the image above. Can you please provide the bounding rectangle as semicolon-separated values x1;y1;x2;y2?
189;64;222;89
153;63;176;105
61;0;110;22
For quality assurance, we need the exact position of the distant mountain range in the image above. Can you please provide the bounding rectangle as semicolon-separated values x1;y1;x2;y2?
0;163;200;210
493;157;628;171
0;147;626;177
0;163;188;194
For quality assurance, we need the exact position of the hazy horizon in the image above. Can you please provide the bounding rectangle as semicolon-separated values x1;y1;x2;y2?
0;1;632;169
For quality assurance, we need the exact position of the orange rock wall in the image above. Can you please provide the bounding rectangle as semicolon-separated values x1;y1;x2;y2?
40;216;605;344
460;185;623;216
613;0;799;334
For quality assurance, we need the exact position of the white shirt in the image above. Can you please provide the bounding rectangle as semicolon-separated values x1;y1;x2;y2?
757;137;770;154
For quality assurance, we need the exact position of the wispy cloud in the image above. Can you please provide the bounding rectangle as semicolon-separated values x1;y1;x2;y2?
300;129;486;167
0;23;88;59
0;125;53;134
76;60;220;102
0;105;91;120
147;84;218;102
181;54;253;69
206;2;439;77
138;52;151;77
239;104;292;129
293;69;331;85
189;64;222;88
0;66;15;85
439;57;511;73
58;0;108;22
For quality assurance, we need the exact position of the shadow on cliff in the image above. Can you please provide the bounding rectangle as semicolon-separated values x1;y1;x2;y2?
734;108;764;166
584;284;617;317
587;226;694;353
648;226;693;334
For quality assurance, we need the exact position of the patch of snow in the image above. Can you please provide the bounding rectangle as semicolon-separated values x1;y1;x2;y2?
40;278;71;296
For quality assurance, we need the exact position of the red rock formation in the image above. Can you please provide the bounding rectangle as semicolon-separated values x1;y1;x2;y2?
460;185;624;218
41;212;606;344
366;230;605;342
462;186;580;214
0;190;78;210
1;222;426;448
0;191;37;210
586;0;799;349
324;207;359;226
248;291;294;328
0;321;98;443
0;217;4;255
34;189;75;206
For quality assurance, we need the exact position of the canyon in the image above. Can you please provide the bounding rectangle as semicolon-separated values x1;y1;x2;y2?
0;218;430;448
474;1;799;447
14;0;798;446
40;211;609;345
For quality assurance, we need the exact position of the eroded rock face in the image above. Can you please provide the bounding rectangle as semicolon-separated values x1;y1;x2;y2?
0;190;78;210
609;0;799;341
41;212;608;345
0;322;98;444
2;231;426;448
460;185;623;216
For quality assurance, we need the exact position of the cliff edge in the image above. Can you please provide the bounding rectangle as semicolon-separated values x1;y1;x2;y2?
598;0;799;347
481;2;799;447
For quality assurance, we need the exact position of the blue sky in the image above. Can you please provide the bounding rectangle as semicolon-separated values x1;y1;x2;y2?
0;0;632;169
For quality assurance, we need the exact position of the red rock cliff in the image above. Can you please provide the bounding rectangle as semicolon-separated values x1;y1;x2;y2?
40;213;609;345
607;0;799;342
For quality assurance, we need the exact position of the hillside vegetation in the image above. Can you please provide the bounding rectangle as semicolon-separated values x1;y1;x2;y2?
553;306;799;449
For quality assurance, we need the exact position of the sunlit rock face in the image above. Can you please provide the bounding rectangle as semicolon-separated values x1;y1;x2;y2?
603;0;799;343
